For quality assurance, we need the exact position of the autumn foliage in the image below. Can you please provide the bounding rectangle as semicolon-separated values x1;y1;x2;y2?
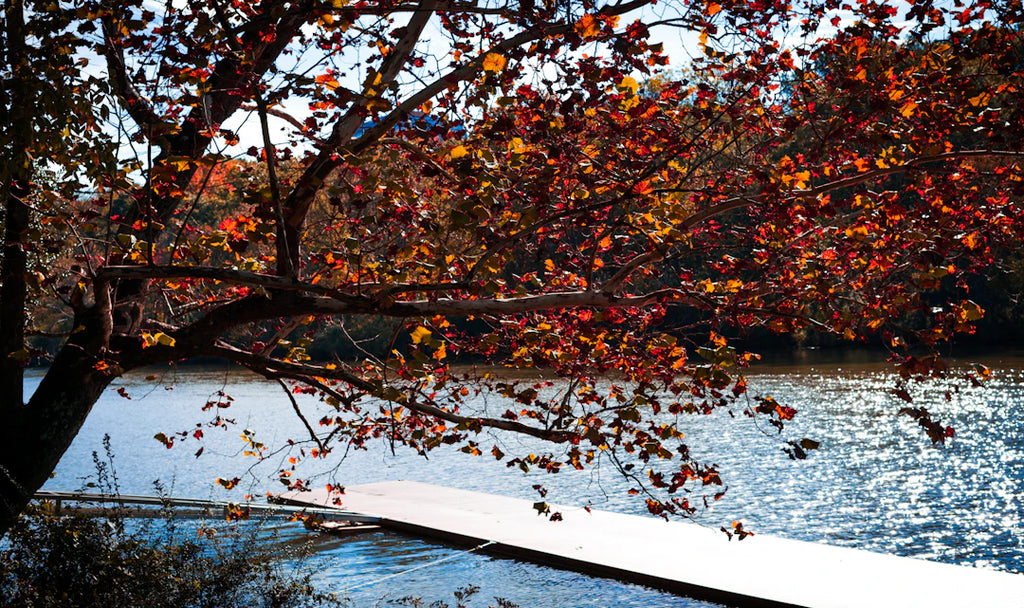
2;0;1024;532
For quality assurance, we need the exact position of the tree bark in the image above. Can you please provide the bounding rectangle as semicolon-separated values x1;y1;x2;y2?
1;0;30;415
0;322;114;532
0;2;117;524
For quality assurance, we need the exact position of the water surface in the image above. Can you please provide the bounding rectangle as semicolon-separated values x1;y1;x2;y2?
35;350;1024;606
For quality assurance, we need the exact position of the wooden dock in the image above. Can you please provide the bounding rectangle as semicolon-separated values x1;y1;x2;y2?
280;480;1024;608
35;490;382;525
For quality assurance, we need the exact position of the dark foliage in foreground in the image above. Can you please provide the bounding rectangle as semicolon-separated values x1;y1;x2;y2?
0;503;342;608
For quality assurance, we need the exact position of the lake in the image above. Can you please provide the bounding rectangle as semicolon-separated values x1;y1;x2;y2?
34;350;1024;607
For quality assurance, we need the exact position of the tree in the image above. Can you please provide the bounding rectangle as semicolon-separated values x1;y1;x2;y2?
2;0;1023;535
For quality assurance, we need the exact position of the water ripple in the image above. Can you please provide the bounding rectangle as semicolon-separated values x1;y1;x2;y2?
37;353;1024;606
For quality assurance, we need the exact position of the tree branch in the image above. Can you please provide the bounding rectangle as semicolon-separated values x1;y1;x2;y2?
367;288;704;317
211;0;294;277
239;103;328;145
204;344;574;442
601;251;665;294
276;378;326;453
95;265;362;303
100;11;169;136
281;0;655;247
680;150;1024;230
282;0;442;241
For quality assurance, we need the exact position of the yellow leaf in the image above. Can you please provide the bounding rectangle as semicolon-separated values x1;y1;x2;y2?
410;326;432;344
155;332;176;347
433;343;447;361
544;258;556;272
449;145;469;160
617;76;639;96
844;225;869;240
482;53;506;73
958;300;984;322
707;2;722;15
969;92;992;107
899;101;918;117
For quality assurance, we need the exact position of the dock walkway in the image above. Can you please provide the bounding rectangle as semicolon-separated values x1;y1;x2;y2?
281;480;1024;608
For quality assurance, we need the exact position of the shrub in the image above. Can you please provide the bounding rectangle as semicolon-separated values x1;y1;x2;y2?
0;502;342;608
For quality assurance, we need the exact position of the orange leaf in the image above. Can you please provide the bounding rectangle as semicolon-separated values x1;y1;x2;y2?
482;53;506;73
575;14;601;38
315;73;340;90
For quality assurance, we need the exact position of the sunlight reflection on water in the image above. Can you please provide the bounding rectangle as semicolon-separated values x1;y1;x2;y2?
36;350;1024;606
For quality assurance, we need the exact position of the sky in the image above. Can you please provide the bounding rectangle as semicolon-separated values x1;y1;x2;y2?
80;0;949;183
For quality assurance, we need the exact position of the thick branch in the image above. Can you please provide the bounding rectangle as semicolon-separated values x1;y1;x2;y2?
123;286;704;372
96;264;361;303
337;288;703;317
110;0;317;237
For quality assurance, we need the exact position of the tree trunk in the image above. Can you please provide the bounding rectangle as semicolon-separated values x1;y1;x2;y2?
0;306;114;534
1;0;30;412
0;177;29;407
